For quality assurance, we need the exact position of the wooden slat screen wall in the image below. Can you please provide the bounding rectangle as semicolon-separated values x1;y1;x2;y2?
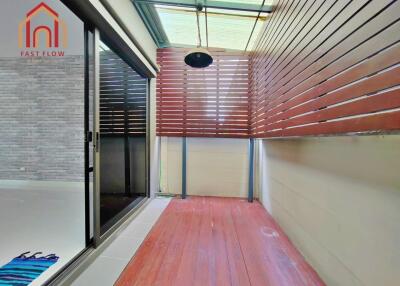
249;0;400;137
157;48;250;138
100;50;147;136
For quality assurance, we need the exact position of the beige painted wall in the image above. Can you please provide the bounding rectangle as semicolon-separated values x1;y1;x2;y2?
160;137;249;197
255;135;400;286
88;0;157;76
100;0;158;66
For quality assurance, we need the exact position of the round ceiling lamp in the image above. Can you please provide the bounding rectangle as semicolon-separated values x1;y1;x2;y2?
184;2;213;68
184;47;213;68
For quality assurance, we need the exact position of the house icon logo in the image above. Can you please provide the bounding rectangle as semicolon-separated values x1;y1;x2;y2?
18;2;67;51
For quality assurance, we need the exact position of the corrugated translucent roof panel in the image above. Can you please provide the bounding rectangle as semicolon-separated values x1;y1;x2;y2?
206;9;266;51
155;4;269;51
155;6;202;47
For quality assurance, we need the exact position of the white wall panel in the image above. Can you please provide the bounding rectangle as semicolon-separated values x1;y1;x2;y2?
101;0;157;66
256;135;400;286
160;137;249;198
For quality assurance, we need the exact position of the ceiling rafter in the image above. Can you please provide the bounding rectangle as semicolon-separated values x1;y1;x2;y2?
133;0;273;13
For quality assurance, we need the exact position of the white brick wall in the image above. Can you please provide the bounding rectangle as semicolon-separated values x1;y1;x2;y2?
0;56;85;181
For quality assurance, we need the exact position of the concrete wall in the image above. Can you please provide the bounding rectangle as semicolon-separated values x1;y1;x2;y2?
100;0;158;66
86;0;157;76
255;135;400;286
0;56;84;181
160;137;249;198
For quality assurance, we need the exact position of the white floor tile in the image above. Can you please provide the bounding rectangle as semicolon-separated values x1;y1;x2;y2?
0;181;86;286
100;236;144;261
122;221;154;240
71;257;128;286
71;198;171;285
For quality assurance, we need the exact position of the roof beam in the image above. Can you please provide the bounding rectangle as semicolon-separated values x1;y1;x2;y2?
134;2;170;47
132;0;273;13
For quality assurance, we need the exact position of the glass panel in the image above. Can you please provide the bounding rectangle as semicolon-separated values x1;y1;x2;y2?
156;5;200;47
207;8;259;50
0;0;86;284
99;40;148;233
142;0;274;8
155;4;268;50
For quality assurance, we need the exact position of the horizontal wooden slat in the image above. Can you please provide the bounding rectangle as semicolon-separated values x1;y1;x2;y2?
157;119;247;125
157;133;249;139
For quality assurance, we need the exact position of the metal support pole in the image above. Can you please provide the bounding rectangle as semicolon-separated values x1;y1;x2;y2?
182;137;187;199
248;138;255;203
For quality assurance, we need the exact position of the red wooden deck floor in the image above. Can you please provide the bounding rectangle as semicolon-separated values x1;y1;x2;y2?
115;197;325;286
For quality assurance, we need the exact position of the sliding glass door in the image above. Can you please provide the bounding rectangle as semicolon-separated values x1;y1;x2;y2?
0;0;150;283
98;39;148;234
0;1;88;284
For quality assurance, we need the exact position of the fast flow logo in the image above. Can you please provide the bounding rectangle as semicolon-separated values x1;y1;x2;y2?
18;2;67;57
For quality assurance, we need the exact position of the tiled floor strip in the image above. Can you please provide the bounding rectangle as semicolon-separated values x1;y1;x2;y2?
71;197;171;286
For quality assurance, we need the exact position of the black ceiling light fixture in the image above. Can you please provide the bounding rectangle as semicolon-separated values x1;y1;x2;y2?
184;47;213;68
184;1;213;68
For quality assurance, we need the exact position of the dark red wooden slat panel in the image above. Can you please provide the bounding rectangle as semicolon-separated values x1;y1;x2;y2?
261;111;400;138
259;64;400;130
267;88;400;130
157;48;250;138
249;0;400;138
